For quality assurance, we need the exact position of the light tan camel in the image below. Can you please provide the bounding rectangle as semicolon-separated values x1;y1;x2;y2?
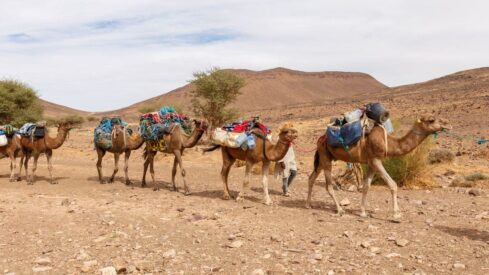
0;134;23;181
20;122;74;184
204;126;298;205
96;123;144;185
142;120;208;193
306;115;450;220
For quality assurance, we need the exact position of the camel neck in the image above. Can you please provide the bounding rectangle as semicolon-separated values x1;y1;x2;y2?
183;127;205;148
265;138;291;161
45;127;69;149
387;125;429;157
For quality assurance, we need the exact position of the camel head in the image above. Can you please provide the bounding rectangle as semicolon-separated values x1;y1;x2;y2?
193;119;209;132
415;115;452;134
278;124;299;144
58;122;75;132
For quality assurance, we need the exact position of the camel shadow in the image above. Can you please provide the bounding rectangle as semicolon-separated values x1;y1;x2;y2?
190;189;241;200
86;176;175;191
435;225;489;243
250;186;283;196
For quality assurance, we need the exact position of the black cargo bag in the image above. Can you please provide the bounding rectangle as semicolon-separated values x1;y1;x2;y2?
365;103;389;124
34;126;45;138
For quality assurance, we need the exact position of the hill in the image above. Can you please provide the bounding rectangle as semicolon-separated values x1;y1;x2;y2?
39;99;89;118
101;67;387;119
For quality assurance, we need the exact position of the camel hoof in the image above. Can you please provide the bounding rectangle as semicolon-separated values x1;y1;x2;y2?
9;178;16;182
336;208;345;216
153;187;160;191
263;200;273;206
305;202;311;209
360;212;369;218
392;213;402;223
16;177;21;182
222;194;231;200
184;190;192;196
27;181;34;185
141;182;146;188
50;181;58;185
108;179;114;184
236;196;244;202
171;187;178;192
100;180;107;184
125;180;132;186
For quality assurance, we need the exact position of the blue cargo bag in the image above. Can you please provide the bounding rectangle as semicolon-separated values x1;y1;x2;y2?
326;120;363;148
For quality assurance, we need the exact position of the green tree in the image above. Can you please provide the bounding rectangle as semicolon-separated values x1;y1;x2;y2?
190;68;245;129
0;79;43;126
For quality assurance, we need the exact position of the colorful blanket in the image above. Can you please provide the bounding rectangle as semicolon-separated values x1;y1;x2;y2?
94;117;131;149
222;118;270;134
139;106;192;142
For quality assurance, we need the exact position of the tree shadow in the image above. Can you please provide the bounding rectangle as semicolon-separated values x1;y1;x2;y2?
435;225;489;243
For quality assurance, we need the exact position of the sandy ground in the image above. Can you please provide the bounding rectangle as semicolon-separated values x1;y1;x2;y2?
1;122;489;275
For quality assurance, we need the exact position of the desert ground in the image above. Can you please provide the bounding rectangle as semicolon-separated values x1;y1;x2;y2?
1;101;489;275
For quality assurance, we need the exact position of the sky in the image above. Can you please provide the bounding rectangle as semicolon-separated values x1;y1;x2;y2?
1;0;488;111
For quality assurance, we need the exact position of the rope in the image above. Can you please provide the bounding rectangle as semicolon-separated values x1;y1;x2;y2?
437;129;488;145
291;141;317;153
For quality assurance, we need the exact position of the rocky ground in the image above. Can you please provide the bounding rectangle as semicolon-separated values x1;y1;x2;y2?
2;100;489;274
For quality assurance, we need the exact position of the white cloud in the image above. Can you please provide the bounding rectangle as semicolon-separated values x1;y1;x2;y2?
0;0;488;111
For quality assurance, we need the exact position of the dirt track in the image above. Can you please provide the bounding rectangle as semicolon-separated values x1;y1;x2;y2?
1;126;489;275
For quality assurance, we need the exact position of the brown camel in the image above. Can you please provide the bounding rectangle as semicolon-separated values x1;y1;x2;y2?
0;134;23;181
96;123;144;185
306;115;451;220
142;120;208;193
204;125;298;205
20;122;74;184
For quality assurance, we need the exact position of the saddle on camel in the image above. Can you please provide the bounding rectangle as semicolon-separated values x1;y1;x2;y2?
140;106;208;193
307;103;451;221
205;117;298;205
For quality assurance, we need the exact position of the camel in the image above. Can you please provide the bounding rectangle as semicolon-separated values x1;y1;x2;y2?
306;115;451;220
204;125;298;205
19;122;75;184
95;123;144;185
142;119;208;194
0;134;23;181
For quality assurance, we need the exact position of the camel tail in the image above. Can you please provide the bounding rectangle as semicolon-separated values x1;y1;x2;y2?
313;150;320;173
202;144;221;153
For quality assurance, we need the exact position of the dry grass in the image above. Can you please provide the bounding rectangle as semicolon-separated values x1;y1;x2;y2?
464;172;489;182
428;148;455;164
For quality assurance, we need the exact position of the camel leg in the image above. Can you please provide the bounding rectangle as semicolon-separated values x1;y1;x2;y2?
371;159;401;220
174;150;190;195
29;154;39;185
23;152;30;183
220;149;235;200
170;156;178;192
16;155;23;181
124;150;132;185
109;153;120;183
236;162;252;202
142;151;151;188
261;161;272;205
9;154;16;182
149;153;156;188
306;168;321;209
359;166;375;218
96;148;106;184
46;150;57;184
324;169;344;215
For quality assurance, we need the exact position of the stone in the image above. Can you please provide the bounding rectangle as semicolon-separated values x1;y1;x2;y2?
385;253;401;258
396;239;409;247
251;268;265;275
343;231;353;238
270;235;281;242
313;253;323;260
370;247;381;254
227;240;243;248
34;257;52;266
468;188;483;196
32;267;53;273
99;267;117;275
83;260;98;269
361;241;371;248
339;198;351;206
453;263;466;269
327;270;334;275
162;249;176;259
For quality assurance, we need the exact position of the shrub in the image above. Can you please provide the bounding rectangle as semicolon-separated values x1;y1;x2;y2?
0;79;43;126
87;116;98;122
428;148;455;164
450;176;473;187
190;67;245;130
370;137;433;186
46;115;84;127
464;172;489;182
138;103;160;114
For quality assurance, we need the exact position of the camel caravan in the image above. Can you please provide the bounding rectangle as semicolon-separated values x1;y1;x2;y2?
1;103;451;220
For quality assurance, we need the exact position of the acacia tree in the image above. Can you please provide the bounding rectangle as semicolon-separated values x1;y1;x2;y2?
190;68;245;130
0;79;43;127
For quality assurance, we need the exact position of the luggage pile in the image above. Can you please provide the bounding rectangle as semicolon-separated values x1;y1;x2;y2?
94;117;131;150
327;103;393;149
17;121;47;139
139;106;192;142
0;125;17;146
212;117;271;150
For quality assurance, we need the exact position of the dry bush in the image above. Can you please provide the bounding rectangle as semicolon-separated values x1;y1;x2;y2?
464;172;489;182
428;148;455;164
252;162;276;175
374;137;433;187
450;176;474;187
